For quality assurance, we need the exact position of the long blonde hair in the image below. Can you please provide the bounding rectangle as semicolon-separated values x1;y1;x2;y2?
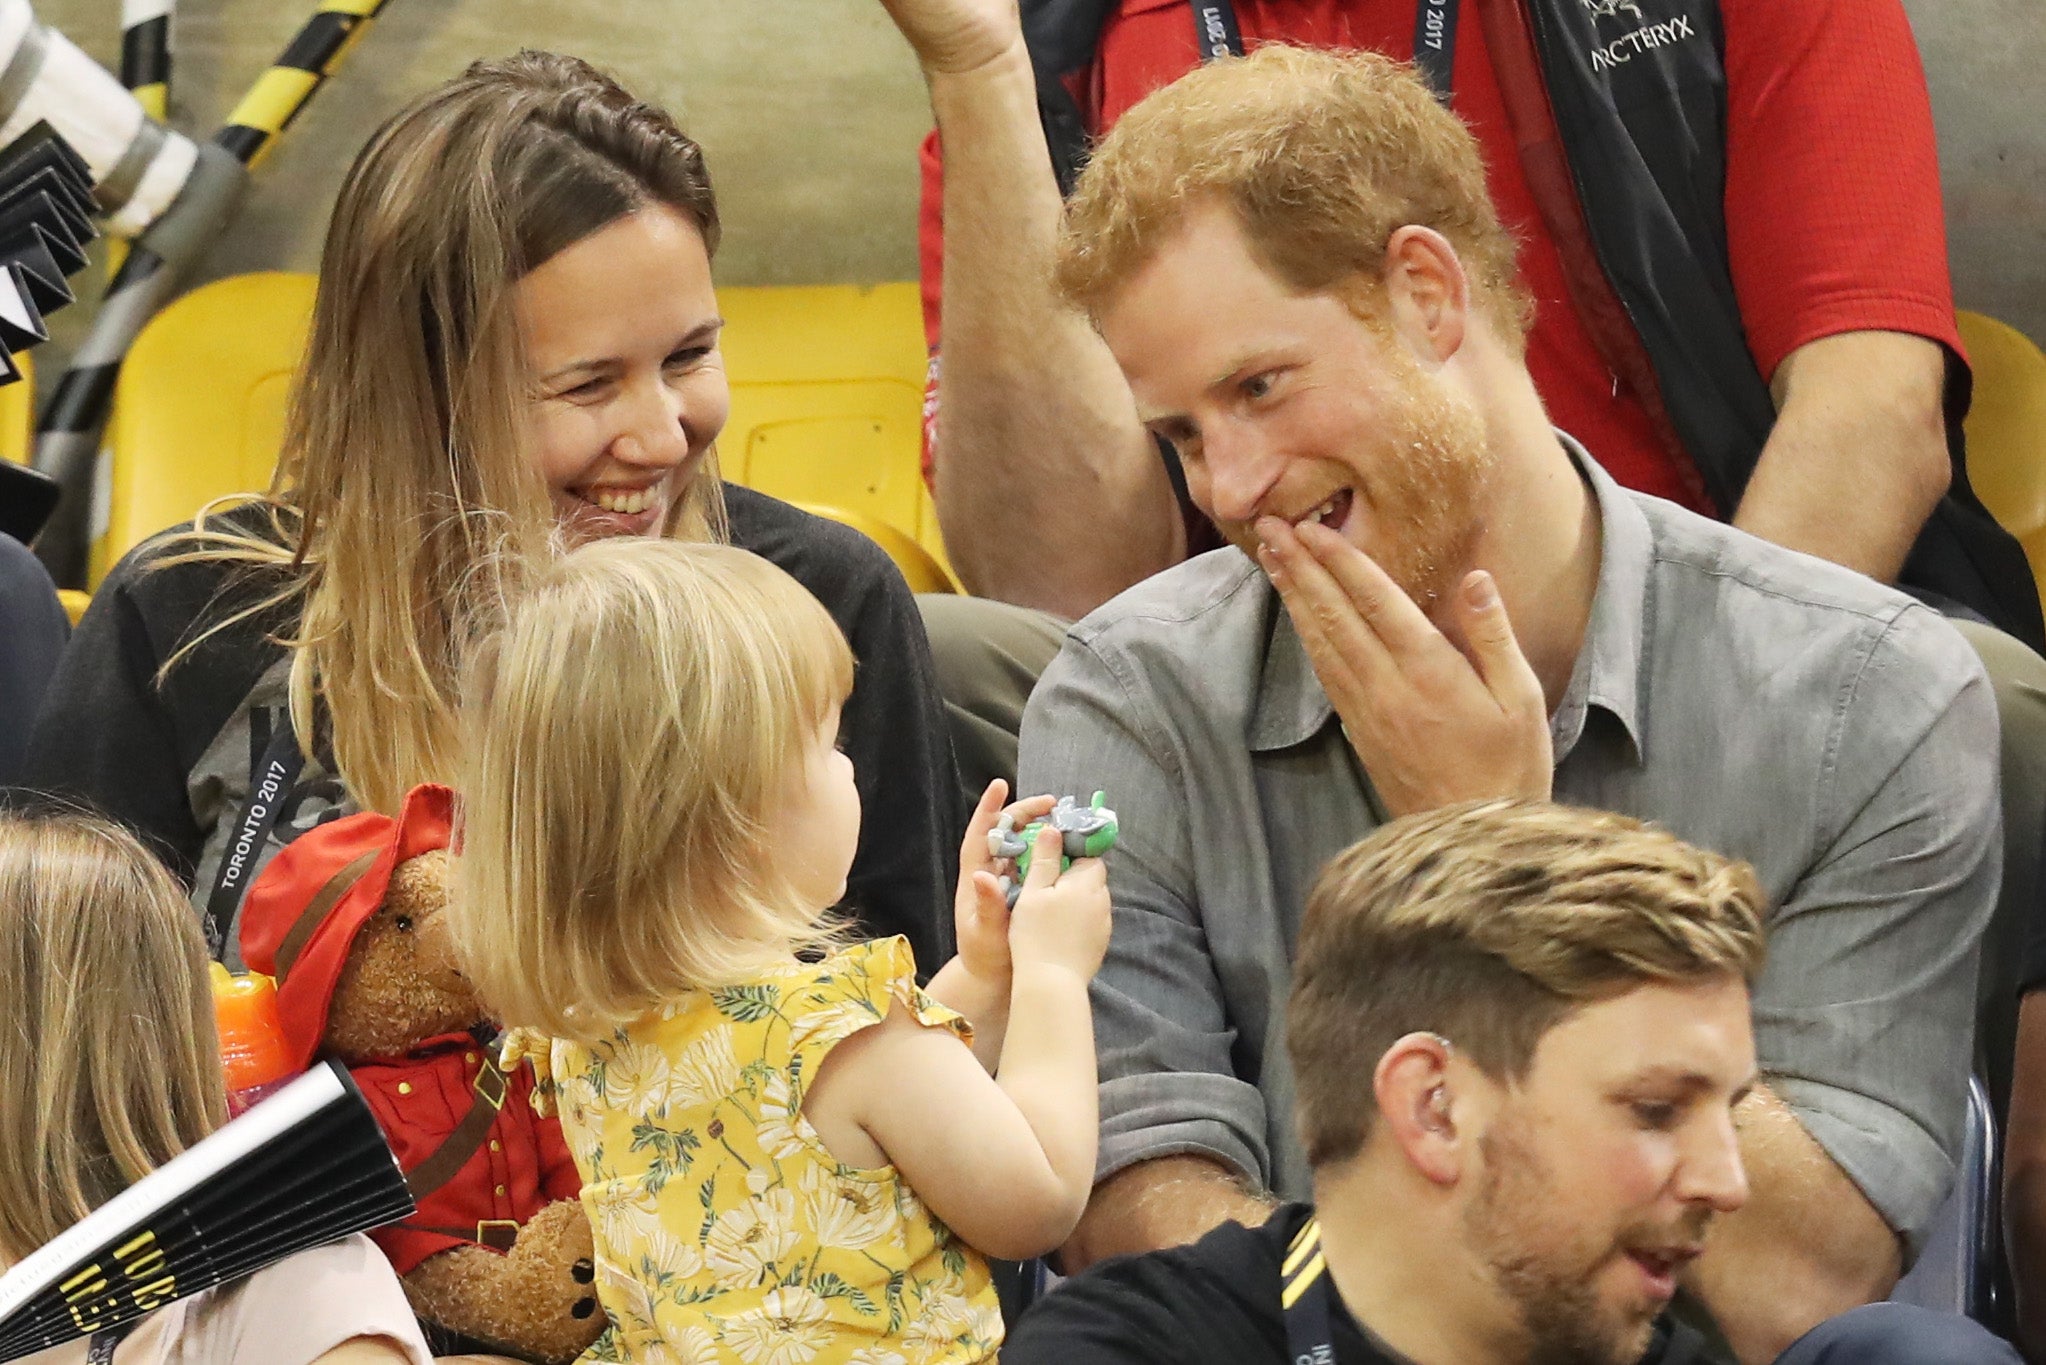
454;540;855;1043
0;811;226;1262
163;51;727;814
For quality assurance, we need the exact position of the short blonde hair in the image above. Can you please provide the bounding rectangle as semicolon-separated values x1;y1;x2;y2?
1055;44;1531;341
455;540;856;1042
0;811;226;1262
1289;801;1766;1168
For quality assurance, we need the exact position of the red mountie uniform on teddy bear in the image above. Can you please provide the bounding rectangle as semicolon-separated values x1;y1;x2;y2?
240;783;604;1365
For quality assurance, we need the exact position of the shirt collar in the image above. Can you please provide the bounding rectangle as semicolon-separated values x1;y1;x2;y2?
1249;432;1651;761
1549;434;1650;762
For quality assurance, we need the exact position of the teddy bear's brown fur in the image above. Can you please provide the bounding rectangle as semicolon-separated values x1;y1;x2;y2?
327;850;605;1365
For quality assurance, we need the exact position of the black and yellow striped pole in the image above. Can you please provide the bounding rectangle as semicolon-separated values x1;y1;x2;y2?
215;0;385;169
109;0;175;277
119;0;172;121
32;0;395;587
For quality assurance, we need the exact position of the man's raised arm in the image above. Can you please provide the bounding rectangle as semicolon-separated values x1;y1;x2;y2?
879;0;1181;616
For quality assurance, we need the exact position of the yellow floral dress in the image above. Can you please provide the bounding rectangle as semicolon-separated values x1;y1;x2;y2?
504;937;1003;1365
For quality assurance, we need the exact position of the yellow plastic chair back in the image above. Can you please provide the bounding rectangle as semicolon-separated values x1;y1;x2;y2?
95;271;316;588
717;282;956;590
97;273;956;593
791;502;954;595
1959;311;2046;605
0;350;33;466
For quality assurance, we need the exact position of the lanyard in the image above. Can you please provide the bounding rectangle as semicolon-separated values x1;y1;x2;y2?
202;708;307;958
1281;1215;1338;1365
1187;0;1461;101
1190;1;1245;60
1412;0;1462;100
86;1320;137;1363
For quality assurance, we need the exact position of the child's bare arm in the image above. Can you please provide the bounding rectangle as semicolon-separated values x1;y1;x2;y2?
807;831;1111;1260
924;782;1054;1072
925;954;1009;1072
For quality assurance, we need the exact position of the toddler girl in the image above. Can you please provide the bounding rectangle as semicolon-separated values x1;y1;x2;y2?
452;539;1111;1364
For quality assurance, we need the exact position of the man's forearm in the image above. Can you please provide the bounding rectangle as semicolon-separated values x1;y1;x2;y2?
926;45;1183;616
1688;1085;1902;1364
1059;1153;1275;1273
1733;330;1949;583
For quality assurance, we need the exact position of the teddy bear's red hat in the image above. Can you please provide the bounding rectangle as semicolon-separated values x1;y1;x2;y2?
239;783;456;1072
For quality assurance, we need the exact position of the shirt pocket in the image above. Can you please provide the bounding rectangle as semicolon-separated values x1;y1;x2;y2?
353;1062;463;1172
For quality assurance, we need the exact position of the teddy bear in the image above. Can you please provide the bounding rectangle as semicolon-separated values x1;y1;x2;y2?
238;782;606;1365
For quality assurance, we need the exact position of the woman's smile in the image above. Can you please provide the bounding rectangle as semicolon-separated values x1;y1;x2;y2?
517;204;731;540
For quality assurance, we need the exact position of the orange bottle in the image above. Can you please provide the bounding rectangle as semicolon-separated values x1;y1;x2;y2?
209;964;297;1116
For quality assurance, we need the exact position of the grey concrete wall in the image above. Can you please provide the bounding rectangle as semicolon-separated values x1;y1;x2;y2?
1904;0;2046;349
24;0;2046;359
33;0;934;311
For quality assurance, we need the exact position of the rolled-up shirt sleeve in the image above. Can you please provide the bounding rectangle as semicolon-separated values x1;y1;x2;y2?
1019;631;1272;1188
1753;606;2000;1250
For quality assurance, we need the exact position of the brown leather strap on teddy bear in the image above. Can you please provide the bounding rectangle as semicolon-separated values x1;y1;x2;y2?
271;850;380;980
390;1051;520;1250
404;1219;521;1253
405;1051;511;1201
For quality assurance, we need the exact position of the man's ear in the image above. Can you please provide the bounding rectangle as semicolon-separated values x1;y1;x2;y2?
1380;225;1470;365
1373;1031;1468;1186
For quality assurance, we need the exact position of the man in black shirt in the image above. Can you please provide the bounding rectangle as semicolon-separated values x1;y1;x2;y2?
1006;802;2018;1365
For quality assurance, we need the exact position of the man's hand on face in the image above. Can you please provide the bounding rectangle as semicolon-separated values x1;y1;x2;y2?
875;0;1025;76
1256;516;1553;818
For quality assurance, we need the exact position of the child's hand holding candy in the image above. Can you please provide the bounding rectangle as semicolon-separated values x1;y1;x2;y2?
938;780;1055;1069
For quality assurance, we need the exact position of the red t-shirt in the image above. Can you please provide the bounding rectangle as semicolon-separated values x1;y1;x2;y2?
917;0;1960;517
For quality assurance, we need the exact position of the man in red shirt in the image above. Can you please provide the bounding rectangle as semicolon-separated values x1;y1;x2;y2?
907;0;1968;618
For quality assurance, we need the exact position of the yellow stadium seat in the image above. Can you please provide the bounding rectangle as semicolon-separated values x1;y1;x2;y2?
0;350;33;467
95;271;315;588
717;282;956;590
98;273;956;593
792;502;954;596
1959;311;2046;606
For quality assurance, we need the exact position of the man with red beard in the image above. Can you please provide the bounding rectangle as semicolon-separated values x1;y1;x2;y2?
1016;43;2003;1364
1001;803;2017;1365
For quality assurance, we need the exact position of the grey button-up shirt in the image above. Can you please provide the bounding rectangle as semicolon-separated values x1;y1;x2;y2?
1018;443;2000;1247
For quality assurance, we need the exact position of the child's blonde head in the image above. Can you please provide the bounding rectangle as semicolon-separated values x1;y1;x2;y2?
0;810;226;1263
455;539;856;1041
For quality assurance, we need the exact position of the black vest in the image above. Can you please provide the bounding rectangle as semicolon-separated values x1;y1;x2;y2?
1020;0;2046;650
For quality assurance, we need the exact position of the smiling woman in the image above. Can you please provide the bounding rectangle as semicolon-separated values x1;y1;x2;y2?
17;51;962;978
518;205;731;543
